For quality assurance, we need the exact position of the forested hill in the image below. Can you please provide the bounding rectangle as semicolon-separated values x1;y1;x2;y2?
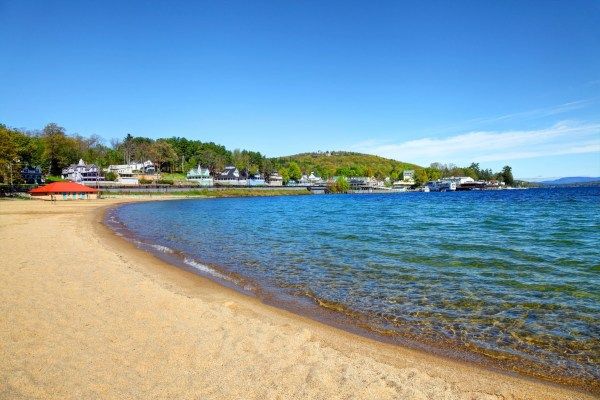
270;152;421;181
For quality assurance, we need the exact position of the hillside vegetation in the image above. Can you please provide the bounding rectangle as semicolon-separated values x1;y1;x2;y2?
1;122;515;186
271;152;421;181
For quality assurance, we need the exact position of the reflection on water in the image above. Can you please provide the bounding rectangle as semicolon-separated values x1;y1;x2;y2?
110;187;600;390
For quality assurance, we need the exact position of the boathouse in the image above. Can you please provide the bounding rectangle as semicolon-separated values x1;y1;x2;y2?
29;182;99;200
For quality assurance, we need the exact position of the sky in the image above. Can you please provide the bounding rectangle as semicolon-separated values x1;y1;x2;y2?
1;0;599;179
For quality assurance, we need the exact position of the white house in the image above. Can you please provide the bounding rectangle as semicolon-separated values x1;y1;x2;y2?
214;166;247;186
107;160;156;176
393;169;416;190
62;159;103;185
298;172;324;186
445;176;475;186
106;160;157;185
392;180;413;191
268;172;283;186
426;180;457;192
248;173;266;186
186;165;213;186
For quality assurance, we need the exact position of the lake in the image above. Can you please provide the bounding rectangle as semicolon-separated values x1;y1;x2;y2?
107;187;600;389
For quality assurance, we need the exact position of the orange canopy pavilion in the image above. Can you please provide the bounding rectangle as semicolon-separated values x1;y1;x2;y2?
29;182;99;200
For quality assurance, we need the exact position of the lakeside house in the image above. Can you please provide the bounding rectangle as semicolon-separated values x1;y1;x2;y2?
349;177;386;191
62;159;103;185
107;160;156;175
106;160;156;185
392;180;412;191
426;180;457;192
298;172;325;186
29;181;99;200
445;176;475;186
20;166;44;184
247;173;265;186
392;170;416;191
267;172;283;186
186;165;213;186
214;166;247;186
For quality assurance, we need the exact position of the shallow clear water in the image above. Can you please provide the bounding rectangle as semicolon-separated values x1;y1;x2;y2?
110;187;600;388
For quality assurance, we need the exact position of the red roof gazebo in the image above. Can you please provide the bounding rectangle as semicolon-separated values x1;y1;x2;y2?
30;182;99;198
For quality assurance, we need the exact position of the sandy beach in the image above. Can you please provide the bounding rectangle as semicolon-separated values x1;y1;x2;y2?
0;198;595;400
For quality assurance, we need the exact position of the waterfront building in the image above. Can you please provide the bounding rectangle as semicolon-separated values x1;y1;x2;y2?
267;172;283;186
186;165;213;186
62;159;103;184
426;180;457;192
349;177;384;191
298;175;310;186
298;172;324;186
214;166;247;186
106;160;157;185
106;160;156;176
247;173;266;186
21;166;44;184
29;181;99;200
446;176;475;186
392;180;413;191
394;170;415;190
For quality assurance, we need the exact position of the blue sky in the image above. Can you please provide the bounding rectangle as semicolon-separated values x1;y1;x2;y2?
1;0;599;179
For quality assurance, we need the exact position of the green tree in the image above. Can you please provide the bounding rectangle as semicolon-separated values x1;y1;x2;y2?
0;125;22;183
105;171;117;181
42;123;78;175
232;149;251;173
501;165;514;186
328;176;349;193
425;167;442;181
259;158;274;177
278;167;290;184
151;140;178;172
414;169;429;185
288;161;302;181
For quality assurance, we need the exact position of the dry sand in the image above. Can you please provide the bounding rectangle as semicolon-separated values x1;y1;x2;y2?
0;198;595;400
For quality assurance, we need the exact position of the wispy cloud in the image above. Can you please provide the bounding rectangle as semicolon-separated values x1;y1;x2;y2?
351;121;600;166
422;99;595;136
466;100;592;125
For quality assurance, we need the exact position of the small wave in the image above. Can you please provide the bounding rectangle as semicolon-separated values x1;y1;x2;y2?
183;257;233;282
150;244;174;254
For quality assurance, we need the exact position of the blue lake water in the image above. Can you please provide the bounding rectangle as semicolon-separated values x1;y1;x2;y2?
108;187;600;389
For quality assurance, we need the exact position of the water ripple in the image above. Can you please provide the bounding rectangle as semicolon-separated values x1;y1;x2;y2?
111;187;600;389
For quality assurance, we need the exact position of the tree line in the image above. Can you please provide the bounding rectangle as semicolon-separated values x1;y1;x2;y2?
413;162;514;186
0;123;272;183
0;122;514;186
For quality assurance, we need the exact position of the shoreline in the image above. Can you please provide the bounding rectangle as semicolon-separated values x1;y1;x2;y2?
106;197;600;394
1;198;596;399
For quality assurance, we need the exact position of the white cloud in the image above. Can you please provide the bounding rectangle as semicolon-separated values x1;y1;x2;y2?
351;121;600;166
416;99;595;136
465;100;592;125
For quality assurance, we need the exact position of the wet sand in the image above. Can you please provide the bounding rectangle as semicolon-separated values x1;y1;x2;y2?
0;198;595;399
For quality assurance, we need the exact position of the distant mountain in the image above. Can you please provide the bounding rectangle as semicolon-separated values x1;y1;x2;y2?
538;177;600;185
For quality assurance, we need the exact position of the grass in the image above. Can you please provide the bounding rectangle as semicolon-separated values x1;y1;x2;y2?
159;173;187;183
45;175;65;183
